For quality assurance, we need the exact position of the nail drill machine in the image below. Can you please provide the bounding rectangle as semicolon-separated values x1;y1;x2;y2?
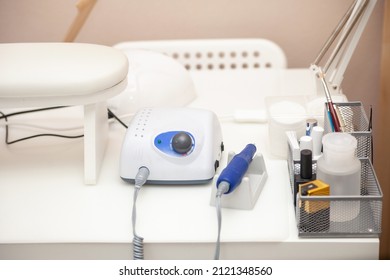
120;107;224;184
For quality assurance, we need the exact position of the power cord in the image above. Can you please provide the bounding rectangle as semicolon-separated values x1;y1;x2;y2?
214;181;229;260
0;106;67;119
0;107;129;145
132;166;150;260
0;110;83;145
108;108;128;129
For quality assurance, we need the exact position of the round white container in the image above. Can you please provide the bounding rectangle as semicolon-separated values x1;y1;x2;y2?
316;133;361;222
268;100;306;158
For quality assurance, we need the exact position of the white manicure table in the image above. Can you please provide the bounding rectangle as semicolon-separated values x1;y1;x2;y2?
0;62;379;259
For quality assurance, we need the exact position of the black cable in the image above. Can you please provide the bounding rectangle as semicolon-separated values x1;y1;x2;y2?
0;110;83;145
0;106;68;120
6;132;83;145
1;106;128;145
0;111;10;144
107;108;128;129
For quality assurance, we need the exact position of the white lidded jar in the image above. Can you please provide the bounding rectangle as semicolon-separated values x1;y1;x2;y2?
268;100;306;159
316;132;361;222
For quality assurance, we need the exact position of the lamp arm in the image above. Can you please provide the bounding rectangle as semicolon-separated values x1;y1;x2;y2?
64;0;98;42
311;0;377;95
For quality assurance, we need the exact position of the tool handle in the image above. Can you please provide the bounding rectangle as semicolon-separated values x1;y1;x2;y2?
216;144;256;194
328;102;341;132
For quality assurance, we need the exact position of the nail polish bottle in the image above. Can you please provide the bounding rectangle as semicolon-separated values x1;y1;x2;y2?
294;149;316;208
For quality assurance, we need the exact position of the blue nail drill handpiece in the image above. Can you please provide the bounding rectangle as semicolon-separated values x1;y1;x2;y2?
216;144;257;194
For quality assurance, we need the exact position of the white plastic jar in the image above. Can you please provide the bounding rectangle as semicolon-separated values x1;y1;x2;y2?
316;132;361;222
268;100;306;158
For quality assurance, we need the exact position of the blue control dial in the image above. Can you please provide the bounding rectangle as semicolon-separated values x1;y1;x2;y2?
154;131;195;156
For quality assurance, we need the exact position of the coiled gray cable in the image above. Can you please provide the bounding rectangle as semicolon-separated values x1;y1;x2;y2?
214;182;230;260
132;166;150;260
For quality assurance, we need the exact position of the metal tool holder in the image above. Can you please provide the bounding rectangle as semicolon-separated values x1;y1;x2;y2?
323;101;372;159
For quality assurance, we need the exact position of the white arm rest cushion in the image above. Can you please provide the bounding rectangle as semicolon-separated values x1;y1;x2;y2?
0;43;128;98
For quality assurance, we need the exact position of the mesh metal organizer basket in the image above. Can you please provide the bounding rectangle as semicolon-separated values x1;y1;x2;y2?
324;101;372;159
288;101;382;238
296;158;382;238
